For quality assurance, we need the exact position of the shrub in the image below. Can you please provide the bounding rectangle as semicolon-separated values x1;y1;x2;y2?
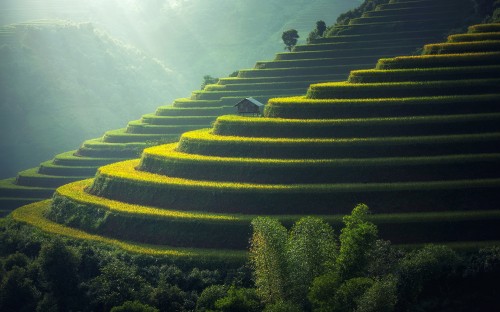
196;285;228;312
395;245;460;311
110;301;159;312
214;286;262;312
355;275;398;312
263;301;302;312
201;75;219;90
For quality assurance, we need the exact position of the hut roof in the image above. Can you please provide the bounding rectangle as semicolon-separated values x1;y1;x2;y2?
234;97;264;107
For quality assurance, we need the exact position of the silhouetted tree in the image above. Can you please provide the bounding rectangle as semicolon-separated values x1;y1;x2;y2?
201;75;219;90
316;20;327;36
282;29;299;51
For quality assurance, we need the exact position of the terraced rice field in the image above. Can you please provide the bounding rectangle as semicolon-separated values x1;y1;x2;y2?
0;0;478;215
14;22;500;261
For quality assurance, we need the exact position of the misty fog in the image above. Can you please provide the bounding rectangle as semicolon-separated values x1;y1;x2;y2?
0;0;360;178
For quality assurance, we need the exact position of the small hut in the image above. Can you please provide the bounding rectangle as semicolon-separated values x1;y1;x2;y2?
234;97;264;116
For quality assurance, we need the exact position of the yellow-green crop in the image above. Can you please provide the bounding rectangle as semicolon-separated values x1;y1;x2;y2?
13;201;193;257
56;179;239;221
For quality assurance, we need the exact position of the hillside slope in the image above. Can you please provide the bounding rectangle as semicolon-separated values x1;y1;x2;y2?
0;21;185;178
0;0;483;214
13;22;500;262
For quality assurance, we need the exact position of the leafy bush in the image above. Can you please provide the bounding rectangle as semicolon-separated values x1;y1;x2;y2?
196;285;228;311
214;286;262;312
263;301;302;312
306;20;327;43
110;301;159;312
201;75;219;90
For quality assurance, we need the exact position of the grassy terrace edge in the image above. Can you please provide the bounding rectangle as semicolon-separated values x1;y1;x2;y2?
11;199;500;261
264;94;500;118
95;159;500;193
11;200;247;266
47;180;500;249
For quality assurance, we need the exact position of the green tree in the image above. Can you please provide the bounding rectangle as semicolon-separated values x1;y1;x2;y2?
87;260;149;311
196;285;228;312
282;29;299;52
110;300;159;312
249;217;289;304
214;286;262;312
286;216;337;305
309;205;378;311
3;252;30;271
335;204;378;281
307;20;328;44
150;277;186;312
316;20;327;37
263;300;302;312
356;275;398;312
308;271;342;311
201;75;219;90
396;244;460;311
0;266;39;312
37;239;81;311
331;277;374;312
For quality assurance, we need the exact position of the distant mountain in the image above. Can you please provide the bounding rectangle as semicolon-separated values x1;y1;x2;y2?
0;21;185;178
0;0;361;178
0;0;361;89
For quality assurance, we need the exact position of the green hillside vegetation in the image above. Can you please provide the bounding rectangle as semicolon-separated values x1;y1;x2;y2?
3;206;498;311
11;22;500;265
247;208;500;311
0;0;482;215
0;21;185;178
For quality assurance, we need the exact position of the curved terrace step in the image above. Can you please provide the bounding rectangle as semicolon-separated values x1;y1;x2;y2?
306;79;500;100
175;129;500;159
139;143;500;184
211;113;500;138
265;94;500;119
347;65;500;83
46;180;500;249
15;168;87;188
86;159;500;215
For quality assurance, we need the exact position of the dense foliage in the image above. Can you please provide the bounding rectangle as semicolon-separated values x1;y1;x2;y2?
248;205;500;312
0;219;252;312
307;20;327;43
201;75;220;90
2;205;500;311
